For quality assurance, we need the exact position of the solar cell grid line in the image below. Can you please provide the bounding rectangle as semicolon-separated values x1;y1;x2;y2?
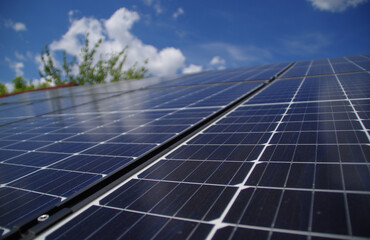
0;81;218;125
0;109;194;231
329;59;364;74
328;62;370;142
0;108;214;174
0;76;271;236
34;77;300;238
307;59;334;76
280;60;313;79
3;56;370;240
148;63;288;88
0;74;202;125
0;105;218;231
0;74;179;105
205;73;308;240
58;83;218;113
345;56;370;71
343;56;369;71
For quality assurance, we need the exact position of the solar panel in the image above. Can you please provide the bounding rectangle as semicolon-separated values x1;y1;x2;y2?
0;65;279;237
1;55;369;240
282;56;370;78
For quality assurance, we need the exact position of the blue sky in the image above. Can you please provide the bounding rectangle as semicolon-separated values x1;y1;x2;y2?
0;0;369;88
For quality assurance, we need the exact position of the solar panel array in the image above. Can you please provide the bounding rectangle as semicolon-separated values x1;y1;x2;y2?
0;55;369;240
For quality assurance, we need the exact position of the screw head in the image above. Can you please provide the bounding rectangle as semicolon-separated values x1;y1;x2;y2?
37;214;49;222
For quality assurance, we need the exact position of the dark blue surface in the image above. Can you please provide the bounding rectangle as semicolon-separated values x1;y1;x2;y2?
45;206;213;240
0;187;61;228
0;68;270;233
1;56;369;239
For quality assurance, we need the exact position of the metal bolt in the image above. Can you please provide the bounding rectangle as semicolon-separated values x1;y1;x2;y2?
37;214;49;222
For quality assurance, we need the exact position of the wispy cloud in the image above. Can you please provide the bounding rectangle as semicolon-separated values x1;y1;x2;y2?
15;51;26;61
307;0;368;12
143;0;163;14
173;8;184;19
5;57;24;76
201;42;272;65
281;33;330;55
4;19;27;32
68;9;80;23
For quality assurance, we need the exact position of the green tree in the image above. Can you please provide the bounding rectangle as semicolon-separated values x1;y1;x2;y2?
36;82;51;89
39;33;149;86
11;76;36;92
0;82;8;95
12;76;28;92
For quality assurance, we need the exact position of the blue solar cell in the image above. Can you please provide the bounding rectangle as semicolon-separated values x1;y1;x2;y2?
213;226;269;240
282;65;309;78
0;187;60;228
0;149;26;161
225;188;281;226
45;206;213;240
312;192;348;235
331;62;363;73
50;155;132;174
0;163;38;184
3;141;52;151
38;142;96;153
0;140;17;148
8;169;101;197
275;190;312;231
82;143;156;157
347;194;370;237
4;152;69;167
108;133;174;143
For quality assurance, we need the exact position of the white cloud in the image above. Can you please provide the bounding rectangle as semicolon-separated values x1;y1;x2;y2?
5;20;27;32
210;56;225;65
31;77;51;87
5;83;14;93
182;64;203;74
26;51;33;59
15;51;26;60
173;8;184;19
282;33;330;55
68;9;80;23
5;57;24;76
307;0;368;12
48;7;186;76
143;0;163;14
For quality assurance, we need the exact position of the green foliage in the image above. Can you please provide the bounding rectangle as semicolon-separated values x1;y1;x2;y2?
62;51;77;84
0;82;8;95
121;60;149;81
39;33;149;86
11;76;37;92
76;36;106;85
36;82;51;89
39;45;63;85
12;76;28;92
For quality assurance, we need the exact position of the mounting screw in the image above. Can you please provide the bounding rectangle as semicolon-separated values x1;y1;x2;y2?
37;214;49;222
